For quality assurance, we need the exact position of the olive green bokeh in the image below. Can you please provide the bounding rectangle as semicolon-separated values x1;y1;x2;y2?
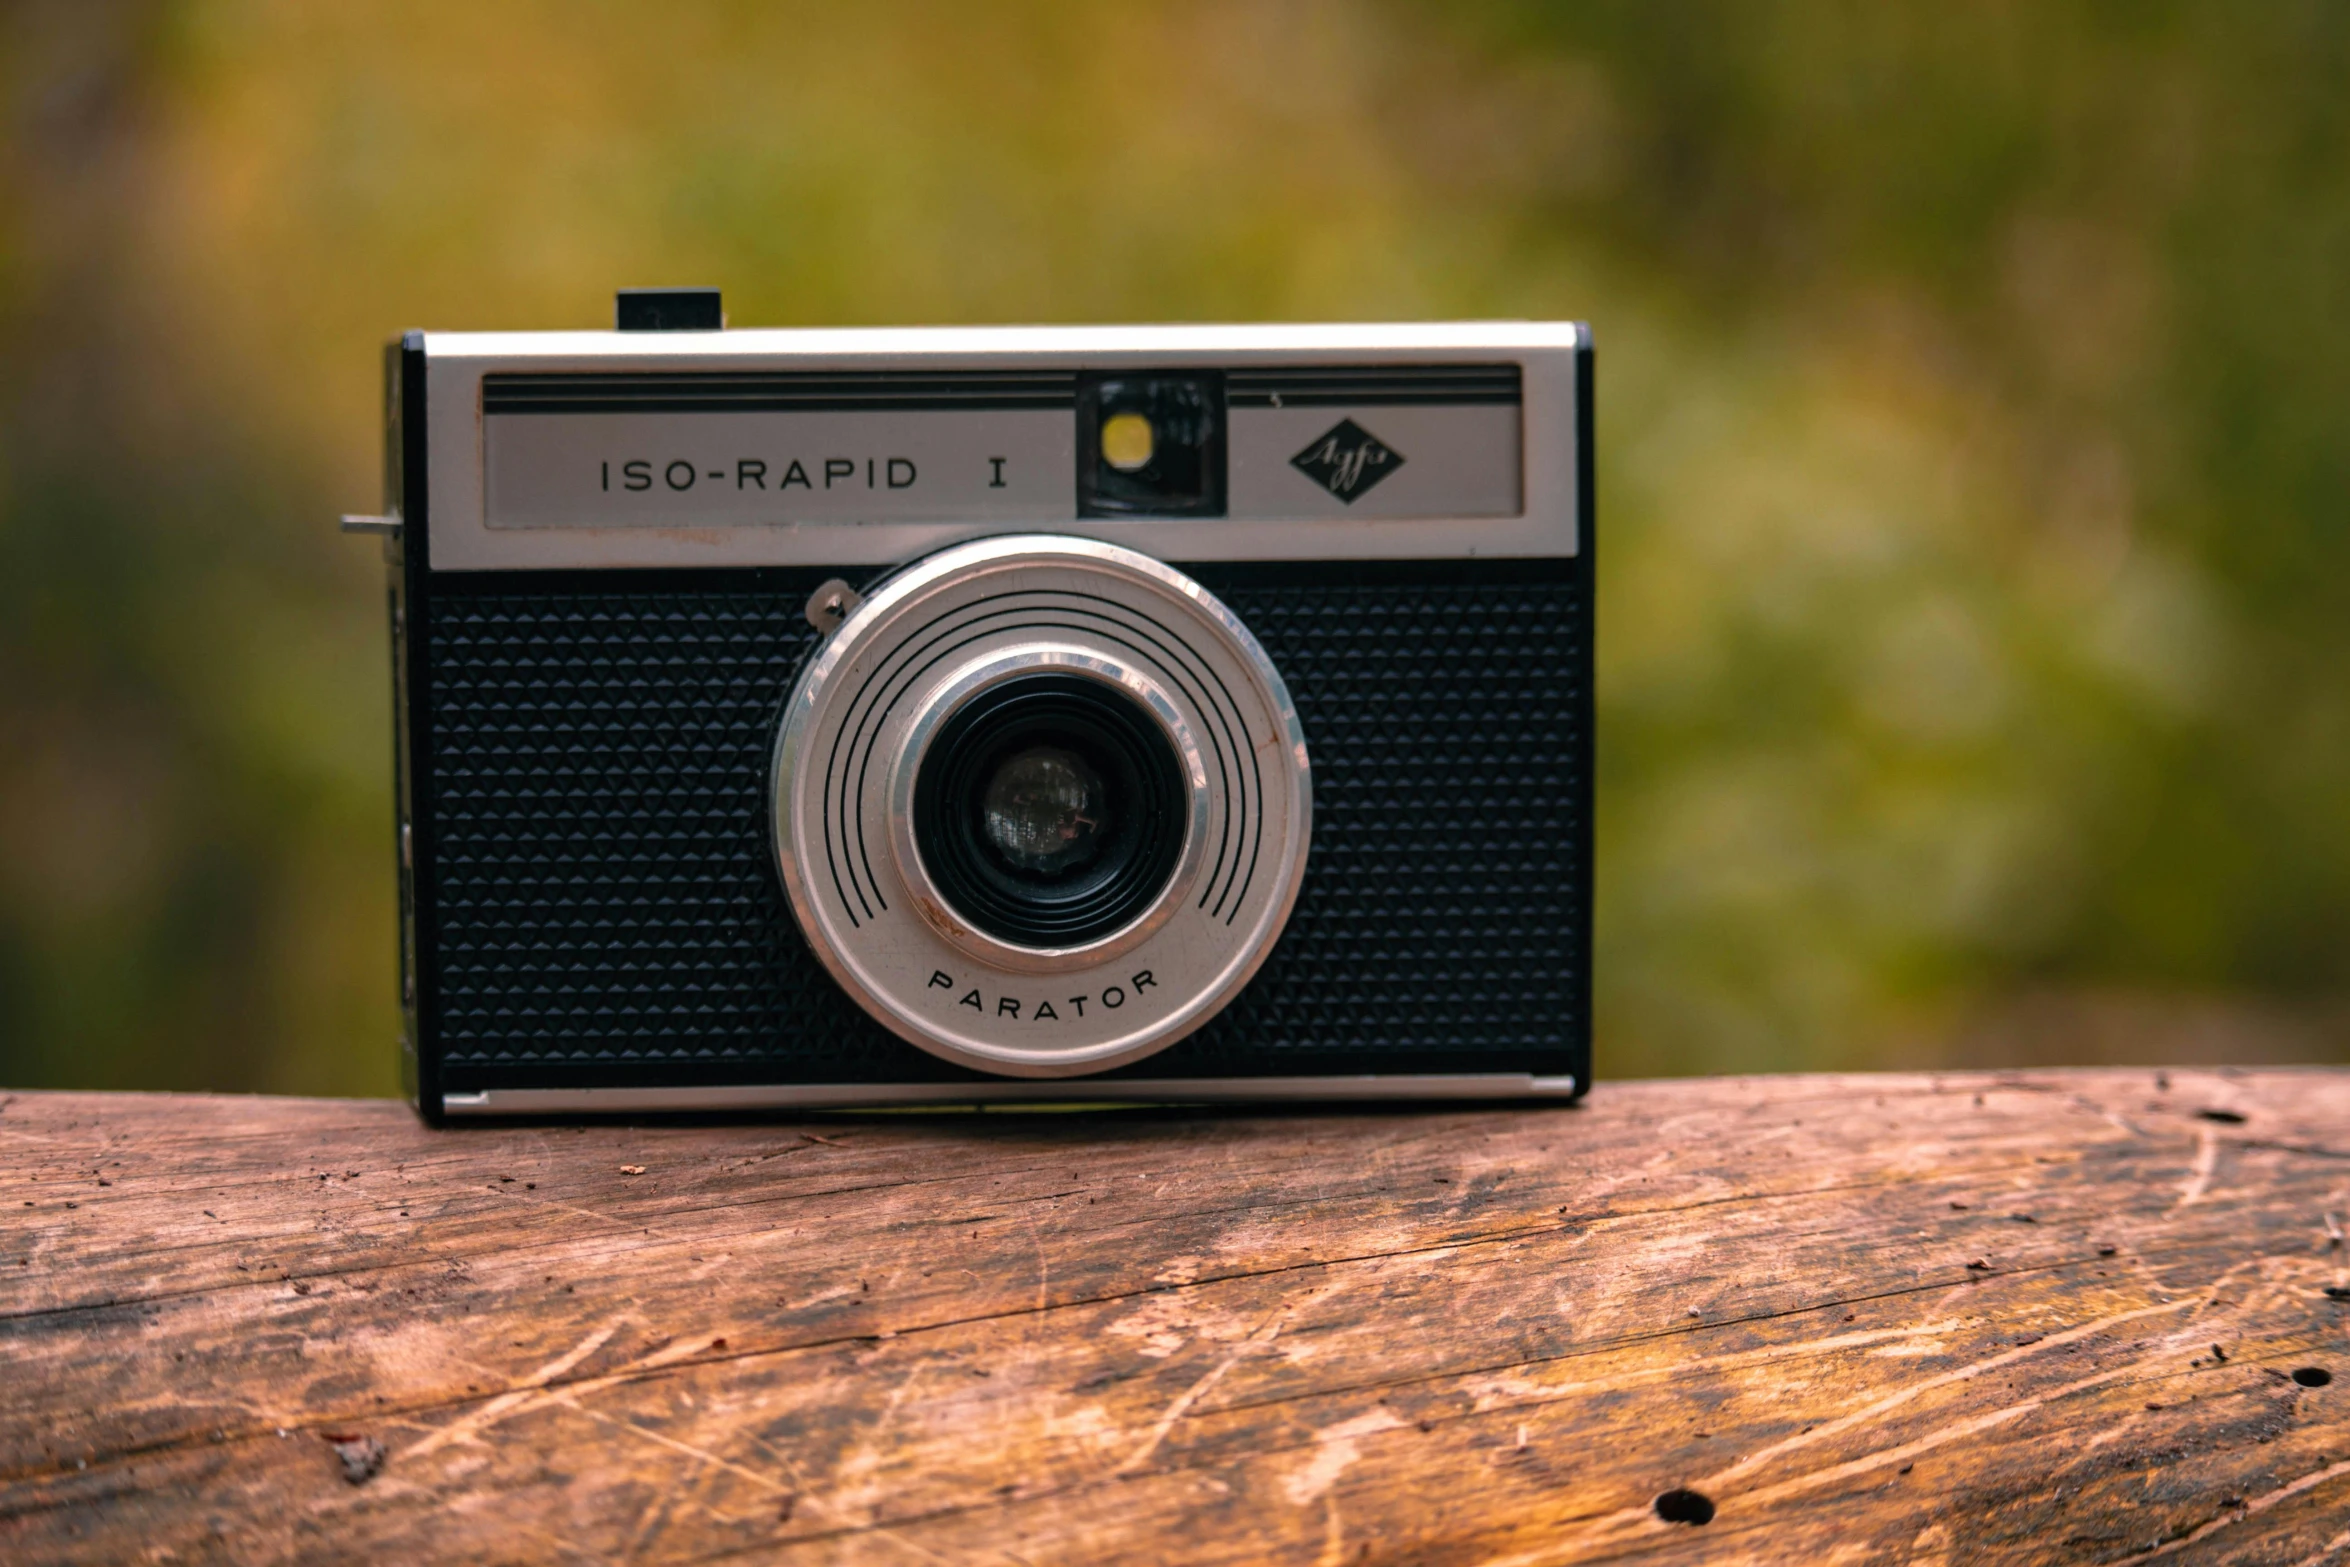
1;1;2342;1098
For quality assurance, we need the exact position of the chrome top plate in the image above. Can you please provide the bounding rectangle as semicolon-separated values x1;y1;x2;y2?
419;321;1588;570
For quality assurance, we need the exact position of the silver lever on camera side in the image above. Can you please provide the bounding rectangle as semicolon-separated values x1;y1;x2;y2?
804;579;863;637
339;513;402;536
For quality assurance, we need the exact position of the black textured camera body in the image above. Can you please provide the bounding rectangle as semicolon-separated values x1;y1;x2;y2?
373;314;1592;1117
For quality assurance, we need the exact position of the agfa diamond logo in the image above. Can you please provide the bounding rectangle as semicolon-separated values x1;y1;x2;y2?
1291;419;1404;503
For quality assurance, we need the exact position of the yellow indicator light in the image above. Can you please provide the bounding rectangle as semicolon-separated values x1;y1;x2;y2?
1100;411;1155;472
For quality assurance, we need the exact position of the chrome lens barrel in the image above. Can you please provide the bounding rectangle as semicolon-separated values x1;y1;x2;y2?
772;535;1312;1077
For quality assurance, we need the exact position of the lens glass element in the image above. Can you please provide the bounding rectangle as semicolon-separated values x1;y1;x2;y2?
912;673;1187;948
982;746;1107;875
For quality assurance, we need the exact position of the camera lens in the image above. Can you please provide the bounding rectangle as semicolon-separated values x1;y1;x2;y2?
777;535;1316;1073
981;746;1107;875
914;673;1187;948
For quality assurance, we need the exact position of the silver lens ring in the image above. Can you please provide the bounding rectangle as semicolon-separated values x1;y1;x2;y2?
885;646;1212;975
771;535;1312;1078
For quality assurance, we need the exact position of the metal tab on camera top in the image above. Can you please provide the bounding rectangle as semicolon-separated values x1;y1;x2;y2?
770;535;1312;1078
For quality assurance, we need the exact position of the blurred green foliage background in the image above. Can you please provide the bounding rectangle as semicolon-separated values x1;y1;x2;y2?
1;1;2344;1099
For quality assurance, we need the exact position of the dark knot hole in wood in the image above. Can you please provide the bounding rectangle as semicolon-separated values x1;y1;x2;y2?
1652;1488;1716;1526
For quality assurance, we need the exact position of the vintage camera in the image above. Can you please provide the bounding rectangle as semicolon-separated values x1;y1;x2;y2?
354;289;1592;1117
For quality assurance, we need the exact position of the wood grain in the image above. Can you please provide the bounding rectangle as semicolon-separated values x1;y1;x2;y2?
2;1069;2346;1564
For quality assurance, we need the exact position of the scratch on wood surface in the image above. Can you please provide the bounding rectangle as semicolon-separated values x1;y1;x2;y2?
825;1358;936;1517
618;1481;683;1562
1462;1320;1970;1415
1027;1212;1049;1316
1316;1491;1346;1567
1116;1283;1338;1474
2064;1402;2163;1464
2286;1525;2350;1567
782;1281;867;1312
1729;1397;2044;1512
1477;1300;2202;1564
399;1318;628;1459
2175;1127;2220;1211
1510;1361;2164;1565
549;1390;795;1500
2143;1458;2350;1560
2064;1089;2152;1141
1707;1300;2190;1487
1281;1409;1405;1506
717;1411;929;1548
479;1181;664;1237
1906;1522;1955;1567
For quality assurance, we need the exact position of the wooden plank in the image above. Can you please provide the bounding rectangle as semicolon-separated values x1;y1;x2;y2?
2;1069;2345;1563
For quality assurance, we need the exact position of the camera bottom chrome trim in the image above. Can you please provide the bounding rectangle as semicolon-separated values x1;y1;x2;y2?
439;1074;1580;1116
